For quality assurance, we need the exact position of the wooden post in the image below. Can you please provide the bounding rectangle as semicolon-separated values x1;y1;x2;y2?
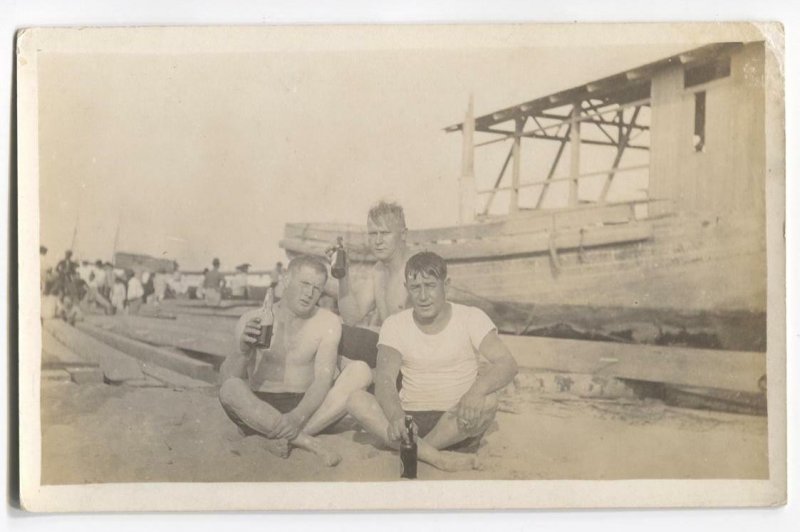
535;121;572;209
510;117;523;214
459;94;476;223
482;145;514;216
569;106;581;207
599;105;641;204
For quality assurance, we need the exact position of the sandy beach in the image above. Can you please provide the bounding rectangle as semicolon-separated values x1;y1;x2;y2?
40;376;768;485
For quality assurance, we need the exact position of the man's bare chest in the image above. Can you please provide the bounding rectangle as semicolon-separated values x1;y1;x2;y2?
374;270;409;321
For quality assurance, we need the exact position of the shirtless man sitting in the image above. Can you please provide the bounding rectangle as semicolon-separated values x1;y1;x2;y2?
338;201;413;329
332;201;414;377
218;255;370;466
346;251;518;472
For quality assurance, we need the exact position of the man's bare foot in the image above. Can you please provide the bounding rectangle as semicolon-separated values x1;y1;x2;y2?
241;435;290;458
316;447;342;467
302;437;342;467
263;438;290;459
428;450;479;472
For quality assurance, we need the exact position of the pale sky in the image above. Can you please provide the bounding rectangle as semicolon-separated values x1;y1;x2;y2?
38;42;691;270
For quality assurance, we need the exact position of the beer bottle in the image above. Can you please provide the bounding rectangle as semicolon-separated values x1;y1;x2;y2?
400;415;417;479
255;286;274;349
331;236;347;279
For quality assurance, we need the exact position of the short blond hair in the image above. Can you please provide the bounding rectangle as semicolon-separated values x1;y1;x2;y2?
368;201;406;230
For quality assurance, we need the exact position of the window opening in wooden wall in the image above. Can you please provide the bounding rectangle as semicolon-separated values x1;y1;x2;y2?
693;91;706;153
684;56;731;88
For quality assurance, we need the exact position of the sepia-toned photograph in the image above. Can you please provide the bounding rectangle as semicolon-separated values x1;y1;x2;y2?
16;23;786;511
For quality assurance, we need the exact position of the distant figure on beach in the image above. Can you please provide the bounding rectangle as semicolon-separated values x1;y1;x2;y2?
230;263;250;299
56;294;84;326
347;251;518;472
102;262;115;300
219;255;372;466
203;258;225;306
270;261;285;299
55;250;79;299
126;270;144;314
40;245;48;293
83;269;113;314
111;275;127;314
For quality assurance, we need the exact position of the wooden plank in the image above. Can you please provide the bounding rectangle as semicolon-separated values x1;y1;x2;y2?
499;334;765;393
41;329;97;368
85;315;234;360
140;363;216;390
77;323;218;383
284;224;368;246
281;222;653;263
281;203;638;251
43;319;144;383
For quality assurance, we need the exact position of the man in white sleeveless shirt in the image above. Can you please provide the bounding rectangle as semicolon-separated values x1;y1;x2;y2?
347;251;518;472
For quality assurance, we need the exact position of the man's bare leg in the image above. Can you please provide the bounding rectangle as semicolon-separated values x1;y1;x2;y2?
346;390;478;472
302;359;372;436
219;378;342;466
423;393;498;452
219;378;290;458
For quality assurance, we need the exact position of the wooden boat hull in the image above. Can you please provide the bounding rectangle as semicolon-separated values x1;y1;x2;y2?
281;208;766;351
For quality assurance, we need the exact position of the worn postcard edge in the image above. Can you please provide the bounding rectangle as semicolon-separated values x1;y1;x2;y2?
15;23;787;512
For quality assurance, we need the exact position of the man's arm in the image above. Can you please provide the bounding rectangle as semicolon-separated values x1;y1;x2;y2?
219;311;259;383
272;318;341;440
457;331;518;427
375;345;409;443
337;269;376;326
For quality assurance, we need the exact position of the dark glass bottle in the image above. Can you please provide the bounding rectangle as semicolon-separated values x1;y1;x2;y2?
331;236;347;279
400;415;417;479
255;287;274;348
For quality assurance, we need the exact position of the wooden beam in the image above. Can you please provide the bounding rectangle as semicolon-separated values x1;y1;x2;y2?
580;101;618;145
85;315;235;360
43;319;145;382
569;106;581;207
282;220;653;263
519;132;649;150
77;323;218;383
510;118;523;214
535;122;572;209
482;145;515;216
599;105;642;203
500;334;765;393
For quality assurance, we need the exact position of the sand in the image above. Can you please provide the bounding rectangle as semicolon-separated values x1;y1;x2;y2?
40;379;768;485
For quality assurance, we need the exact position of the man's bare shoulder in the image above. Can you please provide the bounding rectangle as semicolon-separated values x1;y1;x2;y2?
310;307;343;335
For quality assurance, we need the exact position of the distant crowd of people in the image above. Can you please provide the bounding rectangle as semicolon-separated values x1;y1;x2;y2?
40;247;189;321
40;245;287;322
197;258;285;306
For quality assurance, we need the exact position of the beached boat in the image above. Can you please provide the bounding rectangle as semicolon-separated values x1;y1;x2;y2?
280;42;767;353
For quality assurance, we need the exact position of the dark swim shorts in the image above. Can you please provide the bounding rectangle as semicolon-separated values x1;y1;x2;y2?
338;325;380;368
338;325;403;392
222;391;304;437
407;410;484;453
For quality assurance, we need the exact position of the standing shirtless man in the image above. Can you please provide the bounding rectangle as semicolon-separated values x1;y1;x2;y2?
219;255;369;466
337;201;413;329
